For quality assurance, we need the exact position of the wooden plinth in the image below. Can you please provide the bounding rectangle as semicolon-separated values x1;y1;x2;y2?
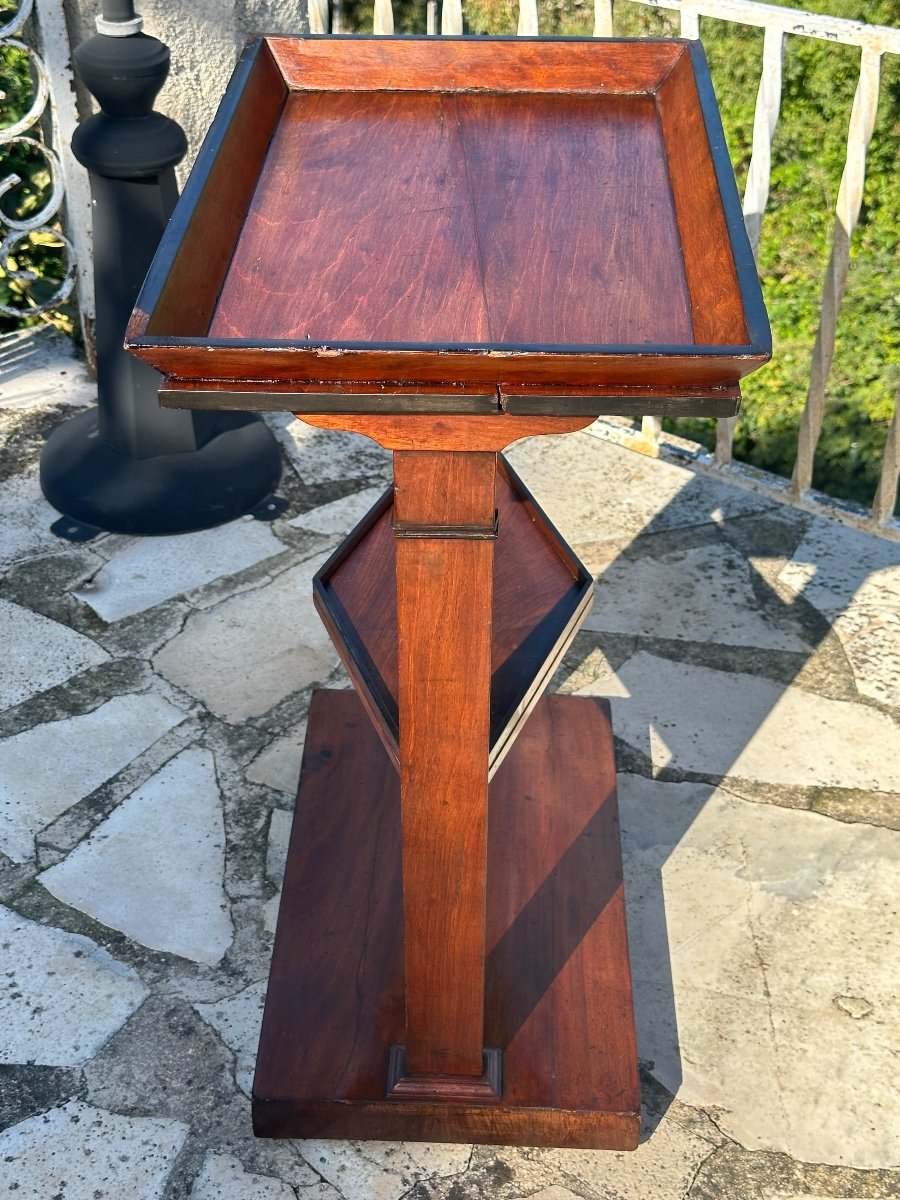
253;688;640;1149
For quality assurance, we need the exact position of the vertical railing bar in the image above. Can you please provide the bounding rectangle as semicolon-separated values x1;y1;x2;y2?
427;0;437;35
713;413;739;468
309;0;329;33
716;23;785;467
792;46;882;495
518;0;539;37
641;416;663;456
680;4;700;39
441;0;463;35
871;390;900;525
373;0;395;35
742;26;785;261
594;0;614;38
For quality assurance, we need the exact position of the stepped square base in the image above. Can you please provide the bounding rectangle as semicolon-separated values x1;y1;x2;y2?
253;688;640;1149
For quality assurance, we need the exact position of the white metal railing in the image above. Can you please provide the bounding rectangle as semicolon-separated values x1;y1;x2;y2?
0;0;93;333
604;2;900;529
312;0;899;531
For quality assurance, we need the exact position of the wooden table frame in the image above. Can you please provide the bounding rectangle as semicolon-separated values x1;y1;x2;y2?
126;35;770;1150
250;413;643;1147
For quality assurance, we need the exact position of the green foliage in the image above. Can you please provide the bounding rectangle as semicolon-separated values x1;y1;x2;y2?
5;0;897;509
345;0;900;512
658;0;900;512
0;42;76;334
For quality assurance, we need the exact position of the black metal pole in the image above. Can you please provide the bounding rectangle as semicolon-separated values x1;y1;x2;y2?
41;0;282;537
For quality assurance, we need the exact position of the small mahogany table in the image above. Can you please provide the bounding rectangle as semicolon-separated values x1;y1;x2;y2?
128;35;769;1149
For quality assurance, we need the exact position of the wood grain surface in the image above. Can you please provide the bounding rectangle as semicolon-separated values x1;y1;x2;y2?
314;455;592;773
267;34;681;94
253;688;639;1147
657;49;748;346
393;451;495;1078
129;343;766;390
142;40;286;340
210;91;490;347
393;449;497;527
296;413;593;450
456;91;692;347
210;89;691;349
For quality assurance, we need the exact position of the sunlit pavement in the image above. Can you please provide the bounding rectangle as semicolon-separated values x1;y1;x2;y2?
1;327;898;1199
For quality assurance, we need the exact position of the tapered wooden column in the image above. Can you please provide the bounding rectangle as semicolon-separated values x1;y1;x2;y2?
391;450;497;1089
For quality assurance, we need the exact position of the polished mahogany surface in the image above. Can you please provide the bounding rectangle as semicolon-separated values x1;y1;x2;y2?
127;36;770;403
209;90;693;349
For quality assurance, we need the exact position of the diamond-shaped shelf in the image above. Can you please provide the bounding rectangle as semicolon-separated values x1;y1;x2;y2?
314;455;593;777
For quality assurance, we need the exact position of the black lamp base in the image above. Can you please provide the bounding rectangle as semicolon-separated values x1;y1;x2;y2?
40;407;282;537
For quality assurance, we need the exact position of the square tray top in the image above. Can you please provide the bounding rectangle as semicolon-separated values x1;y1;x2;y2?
127;36;770;417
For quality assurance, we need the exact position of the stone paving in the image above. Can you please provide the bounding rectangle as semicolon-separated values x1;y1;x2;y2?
1;329;899;1198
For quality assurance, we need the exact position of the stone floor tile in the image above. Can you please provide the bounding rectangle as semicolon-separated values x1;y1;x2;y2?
290;485;386;538
778;521;900;708
153;554;337;722
0;692;185;863
189;1152;297;1199
299;1140;472;1200
504;432;772;546
583;542;807;651
0;326;96;410
830;610;900;709
418;1148;551;1200
0;598;108;711
520;1189;587;1200
73;520;286;622
691;1140;900;1200
247;723;307;795
778;517;900;609
0;905;146;1066
266;807;293;884
263;892;281;935
577;650;900;791
261;806;294;933
618;774;900;1167
278;418;391;485
39;747;233;965
0;470;68;569
0;1099;187;1199
193;979;266;1097
534;1112;718;1200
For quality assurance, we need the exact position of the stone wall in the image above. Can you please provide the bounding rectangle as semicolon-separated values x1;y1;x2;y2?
62;1;311;182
